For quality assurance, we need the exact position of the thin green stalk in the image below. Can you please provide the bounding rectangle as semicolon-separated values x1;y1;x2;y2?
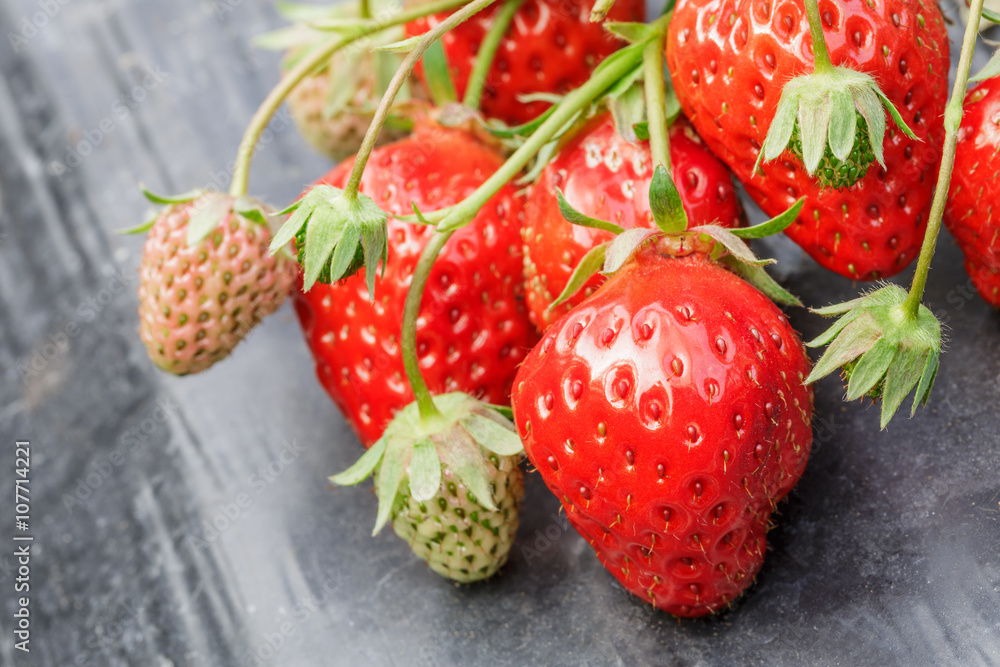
642;30;670;170
402;230;454;422
802;0;833;72
462;0;526;110
344;0;501;197
361;0;371;19
228;0;468;197
903;0;985;317
437;34;660;231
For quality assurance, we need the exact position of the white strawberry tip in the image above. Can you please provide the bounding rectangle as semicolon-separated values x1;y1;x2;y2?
805;284;943;429
754;67;918;190
329;393;525;583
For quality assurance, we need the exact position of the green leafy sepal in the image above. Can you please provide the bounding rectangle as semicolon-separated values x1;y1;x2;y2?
330;393;524;536
755;67;917;190
549;169;805;309
270;184;388;296
805;284;942;429
122;187;276;246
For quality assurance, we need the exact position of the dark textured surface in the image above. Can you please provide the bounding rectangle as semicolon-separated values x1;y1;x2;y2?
0;1;998;666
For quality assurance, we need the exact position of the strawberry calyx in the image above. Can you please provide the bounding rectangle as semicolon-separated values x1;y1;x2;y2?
805;285;942;429
804;0;988;428
754;66;917;190
754;0;917;190
331;392;524;583
550;166;805;308
125;187;279;248
269;185;387;296
330;392;523;534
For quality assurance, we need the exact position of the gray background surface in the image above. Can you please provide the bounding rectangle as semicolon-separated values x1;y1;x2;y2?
0;0;998;665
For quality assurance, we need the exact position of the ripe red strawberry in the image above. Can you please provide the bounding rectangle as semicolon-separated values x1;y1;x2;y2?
945;77;1000;307
511;248;813;616
405;0;644;126
293;122;535;447
666;0;950;280
523;113;745;330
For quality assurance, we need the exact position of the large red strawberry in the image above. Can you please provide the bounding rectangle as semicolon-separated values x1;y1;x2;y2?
405;0;645;125
523;113;745;329
511;247;813;616
293;122;535;447
666;0;950;280
945;76;1000;307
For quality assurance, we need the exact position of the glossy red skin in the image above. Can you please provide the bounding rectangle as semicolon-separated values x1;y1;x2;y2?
666;0;950;280
406;0;644;126
294;124;535;447
522;113;745;330
511;251;813;616
945;78;1000;307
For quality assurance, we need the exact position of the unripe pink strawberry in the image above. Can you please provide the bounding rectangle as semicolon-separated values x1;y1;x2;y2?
135;190;298;375
285;52;416;163
257;3;422;162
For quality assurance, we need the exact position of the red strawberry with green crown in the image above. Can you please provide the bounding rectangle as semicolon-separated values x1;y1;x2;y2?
511;161;813;616
945;76;1000;307
523;112;745;330
290;121;536;447
666;0;951;280
405;0;645;126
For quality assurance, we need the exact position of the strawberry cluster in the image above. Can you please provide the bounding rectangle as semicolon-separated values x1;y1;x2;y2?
129;0;999;619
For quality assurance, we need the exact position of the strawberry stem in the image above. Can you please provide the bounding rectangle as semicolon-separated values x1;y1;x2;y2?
903;0;985;317
462;0;526;110
434;14;672;230
401;230;454;422
802;0;833;73
343;0;502;198
227;0;469;198
642;29;670;170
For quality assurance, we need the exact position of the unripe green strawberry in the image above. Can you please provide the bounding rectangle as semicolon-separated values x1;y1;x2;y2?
384;450;523;582
136;191;298;375
332;393;525;583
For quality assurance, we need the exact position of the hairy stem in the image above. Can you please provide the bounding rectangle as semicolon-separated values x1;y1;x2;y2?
436;26;667;230
802;0;833;72
462;0;525;110
228;0;468;197
642;30;670;170
344;0;501;197
903;0;984;316
402;230;454;422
